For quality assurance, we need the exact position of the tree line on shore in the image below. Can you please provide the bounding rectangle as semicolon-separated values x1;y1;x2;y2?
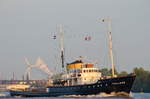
101;67;150;93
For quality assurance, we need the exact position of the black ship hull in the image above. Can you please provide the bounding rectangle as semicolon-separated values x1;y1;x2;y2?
10;74;136;97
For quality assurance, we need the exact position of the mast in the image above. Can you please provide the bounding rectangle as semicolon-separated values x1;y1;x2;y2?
58;24;65;69
101;17;116;77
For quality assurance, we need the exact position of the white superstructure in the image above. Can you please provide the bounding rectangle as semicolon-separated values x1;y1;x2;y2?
63;60;102;85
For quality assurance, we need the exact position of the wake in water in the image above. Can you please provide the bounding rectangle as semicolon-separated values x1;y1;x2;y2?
62;92;133;98
0;91;133;98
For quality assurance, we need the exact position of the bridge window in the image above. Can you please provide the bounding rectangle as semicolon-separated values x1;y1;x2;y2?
84;70;86;73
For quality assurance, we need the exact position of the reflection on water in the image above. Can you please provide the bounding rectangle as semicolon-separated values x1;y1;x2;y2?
0;92;150;99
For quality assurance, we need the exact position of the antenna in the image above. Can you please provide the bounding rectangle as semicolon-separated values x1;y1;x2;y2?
99;17;116;77
58;24;65;69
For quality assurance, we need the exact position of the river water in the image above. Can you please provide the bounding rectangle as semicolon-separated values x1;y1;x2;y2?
0;92;149;99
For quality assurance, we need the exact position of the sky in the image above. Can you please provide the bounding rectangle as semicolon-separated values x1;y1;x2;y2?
0;0;150;80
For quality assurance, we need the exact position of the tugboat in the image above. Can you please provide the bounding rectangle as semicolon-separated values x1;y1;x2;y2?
9;18;136;97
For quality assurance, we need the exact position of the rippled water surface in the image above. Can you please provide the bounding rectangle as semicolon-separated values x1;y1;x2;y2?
0;92;149;99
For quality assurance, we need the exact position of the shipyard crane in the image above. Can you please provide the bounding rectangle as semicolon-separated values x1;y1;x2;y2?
24;57;52;80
